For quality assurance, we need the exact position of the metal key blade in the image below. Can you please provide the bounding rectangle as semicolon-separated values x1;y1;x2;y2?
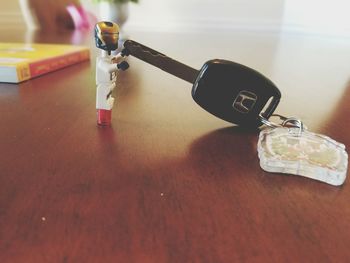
123;40;199;83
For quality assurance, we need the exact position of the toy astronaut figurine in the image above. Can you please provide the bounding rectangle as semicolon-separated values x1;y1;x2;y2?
94;21;129;126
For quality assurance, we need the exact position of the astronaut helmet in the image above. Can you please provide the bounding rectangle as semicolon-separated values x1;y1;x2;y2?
94;21;120;53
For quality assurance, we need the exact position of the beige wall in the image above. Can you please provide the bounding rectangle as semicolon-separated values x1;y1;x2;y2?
123;0;350;35
0;1;24;27
80;0;350;36
126;0;285;32
0;1;21;11
2;0;350;36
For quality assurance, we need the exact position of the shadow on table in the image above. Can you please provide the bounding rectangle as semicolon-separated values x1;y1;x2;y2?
157;125;262;183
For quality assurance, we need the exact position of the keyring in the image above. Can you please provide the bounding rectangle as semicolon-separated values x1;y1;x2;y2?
259;114;305;134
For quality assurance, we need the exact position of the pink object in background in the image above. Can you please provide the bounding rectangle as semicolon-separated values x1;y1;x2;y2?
66;4;96;30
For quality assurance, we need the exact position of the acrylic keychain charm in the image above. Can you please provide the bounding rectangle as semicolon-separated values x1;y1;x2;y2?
257;115;348;186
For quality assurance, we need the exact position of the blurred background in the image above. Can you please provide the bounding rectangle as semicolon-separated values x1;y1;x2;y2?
1;0;350;37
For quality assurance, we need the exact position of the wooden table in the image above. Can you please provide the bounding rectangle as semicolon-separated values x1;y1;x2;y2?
0;28;350;262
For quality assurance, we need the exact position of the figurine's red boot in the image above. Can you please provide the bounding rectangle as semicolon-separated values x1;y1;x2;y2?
97;109;112;126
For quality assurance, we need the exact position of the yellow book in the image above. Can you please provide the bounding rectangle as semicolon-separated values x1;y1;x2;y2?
0;43;90;83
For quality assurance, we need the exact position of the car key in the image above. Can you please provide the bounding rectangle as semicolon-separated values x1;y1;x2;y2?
122;40;281;127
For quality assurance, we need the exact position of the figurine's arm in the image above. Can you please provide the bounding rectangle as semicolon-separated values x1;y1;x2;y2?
112;52;130;71
111;53;124;64
98;57;129;74
98;59;121;74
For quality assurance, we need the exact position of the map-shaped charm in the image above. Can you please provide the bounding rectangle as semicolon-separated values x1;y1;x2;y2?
258;127;348;186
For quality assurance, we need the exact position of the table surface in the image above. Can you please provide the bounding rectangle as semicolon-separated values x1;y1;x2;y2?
0;27;350;263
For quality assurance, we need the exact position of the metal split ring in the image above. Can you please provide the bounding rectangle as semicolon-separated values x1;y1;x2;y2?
259;114;305;135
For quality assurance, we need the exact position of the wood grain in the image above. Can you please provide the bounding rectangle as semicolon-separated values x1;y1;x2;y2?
0;28;349;263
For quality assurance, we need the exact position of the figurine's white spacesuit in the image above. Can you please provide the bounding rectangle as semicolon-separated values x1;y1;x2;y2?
94;21;129;126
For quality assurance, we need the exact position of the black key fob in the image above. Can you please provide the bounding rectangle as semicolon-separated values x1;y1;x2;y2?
192;59;281;127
